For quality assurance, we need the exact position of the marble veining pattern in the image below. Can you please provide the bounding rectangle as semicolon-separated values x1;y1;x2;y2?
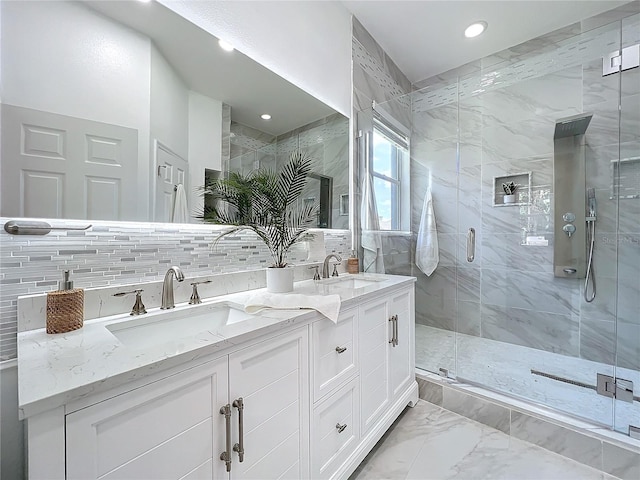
415;325;640;436
351;401;615;480
18;274;414;419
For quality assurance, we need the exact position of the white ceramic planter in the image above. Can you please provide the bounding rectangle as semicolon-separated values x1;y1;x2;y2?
266;267;294;293
503;194;516;204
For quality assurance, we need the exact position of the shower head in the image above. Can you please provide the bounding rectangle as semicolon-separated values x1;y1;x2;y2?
554;113;593;139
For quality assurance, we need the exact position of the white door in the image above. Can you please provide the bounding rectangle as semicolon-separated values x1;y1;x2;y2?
154;140;189;223
388;288;413;398
65;357;229;480
1;105;138;220
358;297;391;436
228;327;310;480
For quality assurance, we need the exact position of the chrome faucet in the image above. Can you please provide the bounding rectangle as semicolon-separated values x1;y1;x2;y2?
322;254;342;278
161;266;185;309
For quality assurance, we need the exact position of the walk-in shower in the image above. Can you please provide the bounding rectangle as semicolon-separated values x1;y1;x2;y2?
391;6;640;447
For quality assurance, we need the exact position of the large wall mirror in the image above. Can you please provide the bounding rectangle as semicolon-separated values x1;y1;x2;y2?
0;0;350;229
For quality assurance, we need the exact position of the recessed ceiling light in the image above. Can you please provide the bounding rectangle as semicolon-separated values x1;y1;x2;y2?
261;114;272;120
137;0;152;3
464;21;487;38
218;39;234;52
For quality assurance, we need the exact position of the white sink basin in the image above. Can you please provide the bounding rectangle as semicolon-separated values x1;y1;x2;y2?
106;302;252;347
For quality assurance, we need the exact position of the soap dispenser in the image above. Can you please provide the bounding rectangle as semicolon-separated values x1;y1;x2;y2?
347;250;360;274
46;270;84;334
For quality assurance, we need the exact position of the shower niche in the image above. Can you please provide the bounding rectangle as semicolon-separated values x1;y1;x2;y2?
492;172;531;207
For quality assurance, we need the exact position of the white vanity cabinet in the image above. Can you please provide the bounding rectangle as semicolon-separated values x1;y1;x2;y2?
64;327;309;480
358;287;414;437
66;356;229;480
310;284;417;479
23;277;417;480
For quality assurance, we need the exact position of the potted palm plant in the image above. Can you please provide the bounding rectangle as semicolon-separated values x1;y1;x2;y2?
201;151;318;292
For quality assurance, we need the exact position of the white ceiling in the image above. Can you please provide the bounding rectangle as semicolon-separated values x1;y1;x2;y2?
85;1;336;136
341;0;629;83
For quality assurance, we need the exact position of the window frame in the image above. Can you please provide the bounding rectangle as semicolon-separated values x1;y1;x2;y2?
370;113;410;231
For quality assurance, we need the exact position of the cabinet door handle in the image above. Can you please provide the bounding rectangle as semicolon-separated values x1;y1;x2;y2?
393;315;399;347
232;397;245;462
393;315;398;347
219;404;232;472
388;316;395;345
335;346;347;354
336;422;347;433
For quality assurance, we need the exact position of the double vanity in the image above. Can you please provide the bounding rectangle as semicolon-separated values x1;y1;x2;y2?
18;272;417;480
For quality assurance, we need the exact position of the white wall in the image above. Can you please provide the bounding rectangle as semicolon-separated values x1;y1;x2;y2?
1;1;152;221
158;0;352;118
150;45;189;159
150;44;190;219
188;91;223;219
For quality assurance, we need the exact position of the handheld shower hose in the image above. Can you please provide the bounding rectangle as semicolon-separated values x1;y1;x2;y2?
584;188;596;302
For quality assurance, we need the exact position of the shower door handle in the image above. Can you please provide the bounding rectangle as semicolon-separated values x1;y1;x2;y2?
467;228;476;263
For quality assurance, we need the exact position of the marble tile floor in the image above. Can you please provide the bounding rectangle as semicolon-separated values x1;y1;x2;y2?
350;401;621;480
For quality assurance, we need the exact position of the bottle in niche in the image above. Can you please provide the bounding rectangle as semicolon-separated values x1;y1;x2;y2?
347;250;360;274
46;270;84;334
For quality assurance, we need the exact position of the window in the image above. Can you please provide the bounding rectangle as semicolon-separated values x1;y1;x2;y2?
371;116;410;230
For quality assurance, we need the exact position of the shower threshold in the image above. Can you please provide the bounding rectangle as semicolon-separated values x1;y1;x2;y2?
415;369;640;477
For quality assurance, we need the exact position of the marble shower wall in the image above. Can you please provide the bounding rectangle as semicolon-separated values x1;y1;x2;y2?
351;17;413;274
411;10;640;372
228;114;349;229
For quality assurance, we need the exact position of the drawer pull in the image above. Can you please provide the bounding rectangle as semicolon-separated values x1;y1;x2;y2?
336;422;347;433
335;346;347;354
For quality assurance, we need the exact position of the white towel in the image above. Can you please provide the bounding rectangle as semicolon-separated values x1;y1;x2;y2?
362;231;385;273
172;184;189;223
416;188;439;276
244;292;341;323
361;173;385;273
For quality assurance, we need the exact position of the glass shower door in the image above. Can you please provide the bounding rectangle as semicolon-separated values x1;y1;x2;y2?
614;12;640;437
452;18;624;429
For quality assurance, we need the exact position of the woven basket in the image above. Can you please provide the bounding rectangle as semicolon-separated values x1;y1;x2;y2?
46;289;84;334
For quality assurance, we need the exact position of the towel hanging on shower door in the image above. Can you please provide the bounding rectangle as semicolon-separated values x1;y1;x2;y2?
416;188;439;276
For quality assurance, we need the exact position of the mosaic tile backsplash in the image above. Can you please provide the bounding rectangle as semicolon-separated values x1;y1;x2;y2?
0;218;349;360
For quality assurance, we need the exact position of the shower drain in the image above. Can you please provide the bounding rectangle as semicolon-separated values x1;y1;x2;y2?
530;369;639;403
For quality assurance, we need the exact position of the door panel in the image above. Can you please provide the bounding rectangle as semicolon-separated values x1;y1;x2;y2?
229;328;309;480
66;357;228;480
358;298;389;435
2;105;138;220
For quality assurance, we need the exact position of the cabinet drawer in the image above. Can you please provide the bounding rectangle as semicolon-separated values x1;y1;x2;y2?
312;378;360;479
312;308;358;401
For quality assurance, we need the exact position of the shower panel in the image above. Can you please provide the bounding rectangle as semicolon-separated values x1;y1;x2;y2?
553;113;593;279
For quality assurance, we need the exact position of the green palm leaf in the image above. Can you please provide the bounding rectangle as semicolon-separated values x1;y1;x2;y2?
200;151;318;267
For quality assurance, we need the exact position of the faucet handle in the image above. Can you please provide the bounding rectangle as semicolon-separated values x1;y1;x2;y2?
189;280;211;305
331;263;339;277
308;265;321;281
113;289;147;315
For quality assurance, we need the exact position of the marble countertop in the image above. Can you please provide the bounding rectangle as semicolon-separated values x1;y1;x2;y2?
18;273;414;419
